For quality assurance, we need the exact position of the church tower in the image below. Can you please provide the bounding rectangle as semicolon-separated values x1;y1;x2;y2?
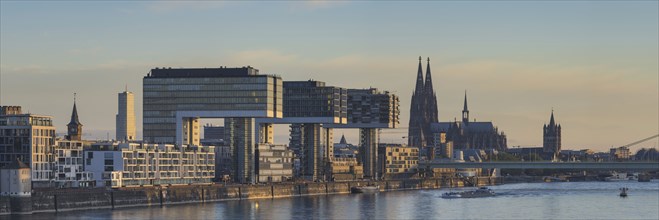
423;57;439;146
462;91;469;124
408;56;439;148
408;57;426;148
66;93;83;141
543;110;561;156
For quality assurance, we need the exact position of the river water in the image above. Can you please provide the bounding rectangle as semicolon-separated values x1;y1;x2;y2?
14;180;659;219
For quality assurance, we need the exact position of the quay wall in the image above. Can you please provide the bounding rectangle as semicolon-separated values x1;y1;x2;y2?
0;177;501;215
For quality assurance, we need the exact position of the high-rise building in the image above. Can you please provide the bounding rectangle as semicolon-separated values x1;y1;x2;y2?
332;88;399;179
408;57;438;148
142;66;282;145
66;95;83;141
543;110;561;156
142;66;282;183
0;106;56;183
116;90;136;141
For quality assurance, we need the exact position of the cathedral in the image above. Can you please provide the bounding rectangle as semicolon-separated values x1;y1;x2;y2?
430;92;507;151
408;57;438;148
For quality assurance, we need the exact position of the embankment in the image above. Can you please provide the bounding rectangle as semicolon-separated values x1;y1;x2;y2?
1;176;502;215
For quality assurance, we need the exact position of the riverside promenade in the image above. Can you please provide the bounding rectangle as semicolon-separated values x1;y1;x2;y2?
1;176;501;215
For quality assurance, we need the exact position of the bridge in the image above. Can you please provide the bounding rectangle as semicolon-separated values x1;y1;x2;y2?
426;161;659;170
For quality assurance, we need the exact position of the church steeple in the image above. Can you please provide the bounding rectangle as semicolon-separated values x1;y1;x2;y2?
414;56;424;95
462;91;469;124
67;93;83;141
423;57;434;93
339;134;347;145
549;109;555;127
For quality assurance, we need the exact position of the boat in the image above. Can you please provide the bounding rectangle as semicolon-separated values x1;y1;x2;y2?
605;172;628;182
619;187;628;197
441;187;496;199
351;185;380;194
638;174;651;182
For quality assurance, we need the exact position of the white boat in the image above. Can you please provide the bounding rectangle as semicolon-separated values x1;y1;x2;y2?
351;185;380;194
442;187;496;199
605;172;629;182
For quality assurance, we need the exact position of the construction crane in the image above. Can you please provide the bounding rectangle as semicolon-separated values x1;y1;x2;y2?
620;134;659;149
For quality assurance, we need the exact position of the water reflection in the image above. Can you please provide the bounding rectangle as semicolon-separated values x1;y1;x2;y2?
10;181;659;220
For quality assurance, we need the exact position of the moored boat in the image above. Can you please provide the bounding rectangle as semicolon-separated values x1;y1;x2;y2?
442;187;496;199
351;185;380;194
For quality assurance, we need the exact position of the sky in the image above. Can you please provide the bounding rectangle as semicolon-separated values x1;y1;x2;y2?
1;1;657;152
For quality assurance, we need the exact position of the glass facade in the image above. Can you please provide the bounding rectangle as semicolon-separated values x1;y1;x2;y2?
142;67;282;144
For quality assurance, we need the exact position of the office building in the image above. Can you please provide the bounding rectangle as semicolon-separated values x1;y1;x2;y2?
142;66;282;145
203;124;225;140
142;66;282;183
337;88;399;179
116;90;136;141
0;106;56;183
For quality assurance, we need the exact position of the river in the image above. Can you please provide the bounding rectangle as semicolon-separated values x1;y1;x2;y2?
10;180;659;219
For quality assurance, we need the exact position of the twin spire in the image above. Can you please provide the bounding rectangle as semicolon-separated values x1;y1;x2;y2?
413;56;434;95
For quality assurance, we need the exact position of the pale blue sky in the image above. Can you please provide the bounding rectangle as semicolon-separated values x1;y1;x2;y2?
1;1;657;151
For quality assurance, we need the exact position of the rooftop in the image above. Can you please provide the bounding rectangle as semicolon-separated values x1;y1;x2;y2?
146;66;260;78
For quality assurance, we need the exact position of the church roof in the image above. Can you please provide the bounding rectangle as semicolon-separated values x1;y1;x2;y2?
339;134;347;145
431;121;496;133
1;158;30;169
68;101;82;126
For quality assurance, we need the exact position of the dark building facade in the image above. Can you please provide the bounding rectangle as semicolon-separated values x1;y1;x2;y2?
543;110;561;156
408;57;438;148
431;93;507;151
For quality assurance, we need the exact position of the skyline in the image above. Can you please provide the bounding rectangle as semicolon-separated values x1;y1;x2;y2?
1;1;657;151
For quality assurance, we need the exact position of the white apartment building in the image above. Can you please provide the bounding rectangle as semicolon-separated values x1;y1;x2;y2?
86;142;214;188
54;140;94;187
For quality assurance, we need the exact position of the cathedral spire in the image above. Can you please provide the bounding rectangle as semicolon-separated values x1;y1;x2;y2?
423;57;434;94
462;91;469;124
339;134;347;145
414;56;424;95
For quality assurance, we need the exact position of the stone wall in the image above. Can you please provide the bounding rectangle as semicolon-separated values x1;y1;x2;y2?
1;177;503;215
